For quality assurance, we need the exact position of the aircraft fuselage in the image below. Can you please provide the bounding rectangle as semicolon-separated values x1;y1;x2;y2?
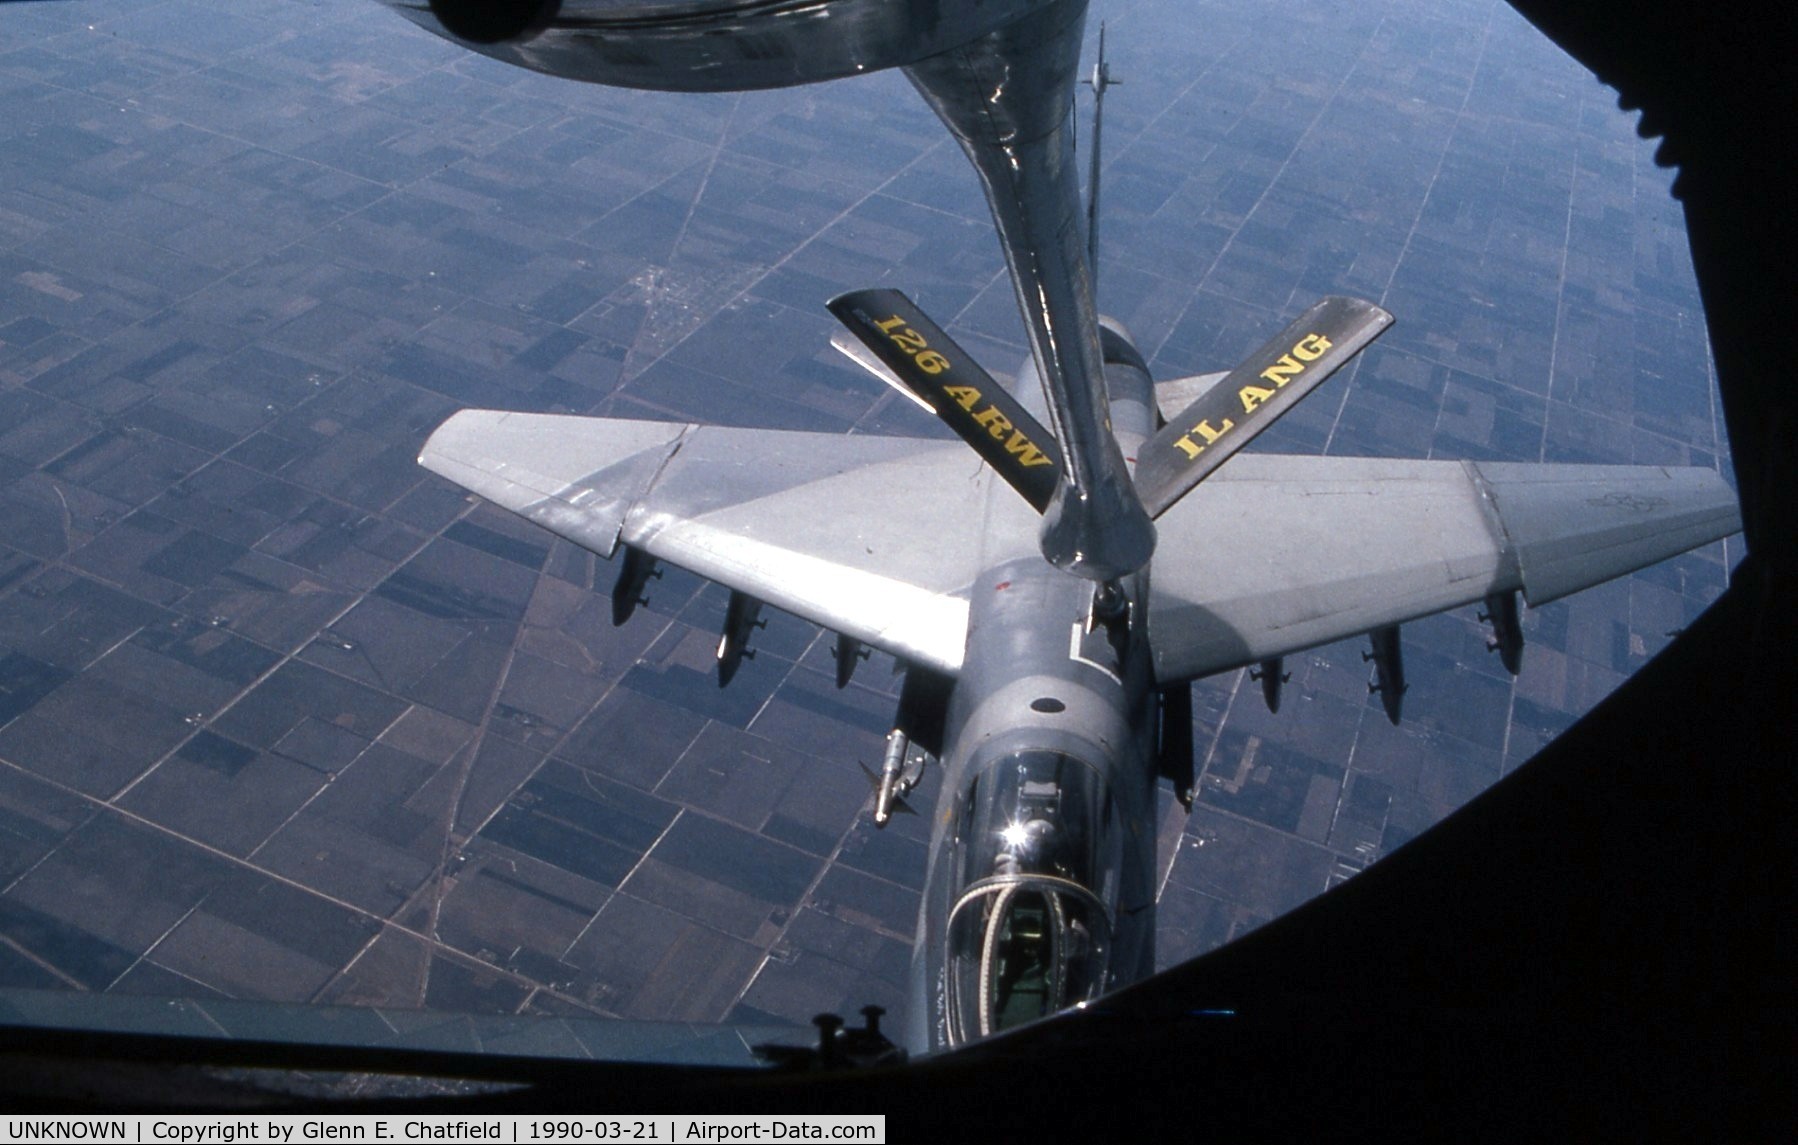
905;347;1162;1053
380;0;1168;1053
390;0;1746;1061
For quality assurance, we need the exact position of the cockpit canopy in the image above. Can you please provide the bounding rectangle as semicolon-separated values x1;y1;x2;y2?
942;750;1122;1043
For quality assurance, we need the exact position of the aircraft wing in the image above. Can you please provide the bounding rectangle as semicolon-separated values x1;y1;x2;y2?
419;411;980;675
1148;454;1741;683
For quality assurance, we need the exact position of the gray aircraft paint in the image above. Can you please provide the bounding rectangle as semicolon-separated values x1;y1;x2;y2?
902;342;1162;1050
392;0;1743;1053
418;336;1739;1053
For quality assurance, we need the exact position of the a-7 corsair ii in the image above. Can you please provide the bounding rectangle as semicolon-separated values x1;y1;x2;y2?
383;0;1741;1053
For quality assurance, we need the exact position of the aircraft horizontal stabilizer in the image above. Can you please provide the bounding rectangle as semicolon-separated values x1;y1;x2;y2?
828;288;1063;512
1134;297;1393;518
419;411;983;675
1152;371;1229;423
1148;454;1740;685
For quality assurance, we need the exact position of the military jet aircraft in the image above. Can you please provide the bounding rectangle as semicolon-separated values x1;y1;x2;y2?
382;0;1741;1053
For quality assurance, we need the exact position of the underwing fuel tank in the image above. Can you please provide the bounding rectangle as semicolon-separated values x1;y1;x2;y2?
381;1;1052;92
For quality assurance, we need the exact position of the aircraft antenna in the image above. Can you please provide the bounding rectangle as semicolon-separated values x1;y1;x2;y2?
1083;23;1119;293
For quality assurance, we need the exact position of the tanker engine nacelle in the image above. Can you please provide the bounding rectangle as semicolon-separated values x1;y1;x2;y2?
390;0;1050;92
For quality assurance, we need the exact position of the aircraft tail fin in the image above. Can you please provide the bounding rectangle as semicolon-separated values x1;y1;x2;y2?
1133;296;1392;518
1152;371;1230;422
